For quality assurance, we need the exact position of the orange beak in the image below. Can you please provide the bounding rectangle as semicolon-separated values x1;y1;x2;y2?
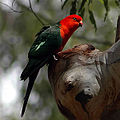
79;21;83;27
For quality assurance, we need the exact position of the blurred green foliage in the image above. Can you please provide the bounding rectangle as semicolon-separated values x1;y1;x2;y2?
0;0;120;120
62;0;120;29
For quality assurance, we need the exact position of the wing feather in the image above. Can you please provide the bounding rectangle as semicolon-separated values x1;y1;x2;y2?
28;25;62;58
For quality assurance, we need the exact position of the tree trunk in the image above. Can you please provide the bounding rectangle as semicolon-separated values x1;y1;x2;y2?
48;16;120;120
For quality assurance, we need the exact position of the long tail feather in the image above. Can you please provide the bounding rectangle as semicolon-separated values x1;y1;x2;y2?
21;55;52;117
21;69;39;117
21;56;51;81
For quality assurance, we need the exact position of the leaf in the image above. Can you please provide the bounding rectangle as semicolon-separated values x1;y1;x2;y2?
103;0;109;21
89;9;97;31
115;0;120;8
88;0;92;6
78;0;87;12
70;0;77;15
98;0;104;4
62;0;69;9
79;8;85;18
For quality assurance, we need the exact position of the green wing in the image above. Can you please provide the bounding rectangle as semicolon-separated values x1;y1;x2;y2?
21;24;62;80
28;25;62;58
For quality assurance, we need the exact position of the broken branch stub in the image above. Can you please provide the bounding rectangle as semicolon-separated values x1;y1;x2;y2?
48;42;120;120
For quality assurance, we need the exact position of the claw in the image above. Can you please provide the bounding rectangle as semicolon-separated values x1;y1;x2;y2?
53;55;58;61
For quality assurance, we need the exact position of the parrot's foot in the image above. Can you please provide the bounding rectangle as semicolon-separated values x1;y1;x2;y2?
53;55;58;61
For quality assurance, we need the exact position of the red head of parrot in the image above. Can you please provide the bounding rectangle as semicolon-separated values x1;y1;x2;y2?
58;14;83;51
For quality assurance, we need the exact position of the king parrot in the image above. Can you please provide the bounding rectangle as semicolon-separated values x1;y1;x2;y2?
21;14;83;117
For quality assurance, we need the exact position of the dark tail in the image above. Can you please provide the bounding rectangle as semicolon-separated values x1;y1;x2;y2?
21;56;51;81
20;56;52;117
20;62;32;80
21;69;39;117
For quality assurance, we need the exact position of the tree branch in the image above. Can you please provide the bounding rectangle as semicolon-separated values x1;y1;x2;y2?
28;0;45;26
0;1;23;13
0;0;46;26
115;15;120;42
12;0;16;7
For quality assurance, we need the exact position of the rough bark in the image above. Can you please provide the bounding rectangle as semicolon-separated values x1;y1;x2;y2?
48;16;120;120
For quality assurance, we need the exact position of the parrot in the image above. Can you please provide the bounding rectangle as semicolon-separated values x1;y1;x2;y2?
20;14;83;117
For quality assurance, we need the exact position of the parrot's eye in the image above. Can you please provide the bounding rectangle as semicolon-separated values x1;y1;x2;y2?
73;17;77;21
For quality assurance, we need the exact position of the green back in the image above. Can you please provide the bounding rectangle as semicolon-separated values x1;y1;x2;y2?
28;24;62;58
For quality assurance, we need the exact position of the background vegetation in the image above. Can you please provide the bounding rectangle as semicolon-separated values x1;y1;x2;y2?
0;0;120;120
